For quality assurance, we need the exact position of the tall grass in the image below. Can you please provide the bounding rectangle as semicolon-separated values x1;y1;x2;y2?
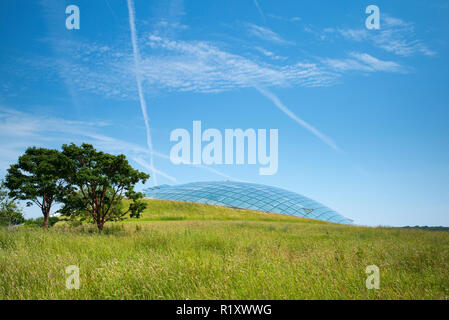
0;200;448;300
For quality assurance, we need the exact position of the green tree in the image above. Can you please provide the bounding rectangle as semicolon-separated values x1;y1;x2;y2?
5;147;66;229
60;143;149;230
0;180;25;226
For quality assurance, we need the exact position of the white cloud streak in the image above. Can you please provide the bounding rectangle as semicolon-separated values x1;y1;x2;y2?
0;106;177;184
255;87;341;152
0;106;243;185
246;23;292;44
127;0;158;185
11;32;408;99
334;15;435;57
254;46;286;61
267;14;301;23
253;0;266;22
142;35;334;91
104;0;118;22
193;165;247;183
323;52;403;73
132;157;178;183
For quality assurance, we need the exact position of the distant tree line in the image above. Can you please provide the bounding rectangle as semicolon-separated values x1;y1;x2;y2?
2;143;149;230
401;226;449;232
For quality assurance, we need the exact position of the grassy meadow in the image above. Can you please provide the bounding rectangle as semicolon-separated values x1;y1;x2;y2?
1;199;448;300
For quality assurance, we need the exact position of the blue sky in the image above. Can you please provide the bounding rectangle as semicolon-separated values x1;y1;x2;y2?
1;0;448;226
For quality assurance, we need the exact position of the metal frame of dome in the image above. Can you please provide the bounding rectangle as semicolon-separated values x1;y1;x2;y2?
144;181;353;224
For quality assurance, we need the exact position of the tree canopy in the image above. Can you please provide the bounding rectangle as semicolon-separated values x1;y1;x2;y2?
60;143;149;230
5;147;66;229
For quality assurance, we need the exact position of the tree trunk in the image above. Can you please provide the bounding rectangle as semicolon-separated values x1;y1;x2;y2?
43;212;49;230
42;196;52;230
97;221;104;231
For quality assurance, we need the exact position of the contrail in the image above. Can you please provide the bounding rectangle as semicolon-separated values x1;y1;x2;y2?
132;157;178;183
104;0;118;22
193;164;247;183
150;149;244;182
253;0;266;22
127;0;158;185
256;86;342;152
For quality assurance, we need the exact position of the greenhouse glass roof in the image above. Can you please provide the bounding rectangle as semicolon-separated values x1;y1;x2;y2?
144;181;353;224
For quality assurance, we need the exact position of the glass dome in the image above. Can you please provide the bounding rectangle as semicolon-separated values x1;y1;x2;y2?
144;181;353;224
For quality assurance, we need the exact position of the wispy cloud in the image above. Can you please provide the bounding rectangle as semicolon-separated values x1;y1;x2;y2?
8;23;411;99
350;52;403;72
322;52;404;73
255;87;341;152
0;106;109;139
10;34;335;97
0;106;242;184
141;35;335;91
127;0;158;185
267;14;301;23
0;106;173;183
254;46;286;61
246;23;292;45
337;28;369;42
0;106;112;171
332;14;435;57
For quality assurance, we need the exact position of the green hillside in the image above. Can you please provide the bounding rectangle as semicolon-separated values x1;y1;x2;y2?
1;199;448;300
125;198;329;223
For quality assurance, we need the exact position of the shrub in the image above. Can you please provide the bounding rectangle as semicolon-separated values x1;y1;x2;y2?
0;180;25;226
24;216;59;228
